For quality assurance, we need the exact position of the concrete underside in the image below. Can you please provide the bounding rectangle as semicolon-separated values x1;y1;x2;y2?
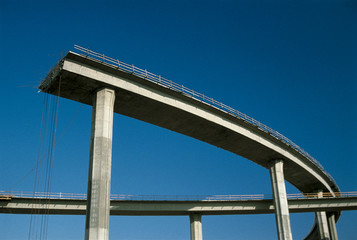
39;52;338;195
1;197;355;216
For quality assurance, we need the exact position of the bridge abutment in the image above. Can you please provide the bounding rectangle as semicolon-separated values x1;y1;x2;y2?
85;88;116;240
270;160;293;240
190;213;203;240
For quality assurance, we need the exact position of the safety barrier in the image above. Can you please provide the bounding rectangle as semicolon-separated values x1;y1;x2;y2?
1;191;356;201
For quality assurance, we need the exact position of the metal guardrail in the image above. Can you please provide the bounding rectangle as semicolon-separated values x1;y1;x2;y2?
0;191;86;200
72;45;337;188
2;191;356;201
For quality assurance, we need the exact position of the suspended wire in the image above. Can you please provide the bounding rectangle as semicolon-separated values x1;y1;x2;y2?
28;77;61;240
33;91;52;240
41;94;57;239
44;76;61;239
6;169;34;191
29;92;49;240
7;104;82;192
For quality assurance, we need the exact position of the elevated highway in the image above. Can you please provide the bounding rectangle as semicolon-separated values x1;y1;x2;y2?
37;46;342;240
1;193;356;216
40;49;338;195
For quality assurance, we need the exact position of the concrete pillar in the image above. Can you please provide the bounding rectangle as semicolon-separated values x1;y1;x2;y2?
270;160;293;240
327;214;338;240
85;88;115;240
316;190;331;240
190;213;203;240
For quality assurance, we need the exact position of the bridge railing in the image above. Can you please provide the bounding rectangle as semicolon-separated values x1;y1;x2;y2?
72;45;336;188
0;191;87;200
2;191;356;201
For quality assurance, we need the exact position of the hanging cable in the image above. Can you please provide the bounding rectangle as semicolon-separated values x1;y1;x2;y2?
44;76;61;239
28;76;61;240
7;104;82;192
28;92;48;240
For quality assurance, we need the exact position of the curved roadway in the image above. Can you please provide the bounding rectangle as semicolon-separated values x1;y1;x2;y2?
39;50;340;239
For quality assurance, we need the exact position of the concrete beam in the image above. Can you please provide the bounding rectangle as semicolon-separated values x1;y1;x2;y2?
1;197;357;215
39;52;338;195
270;160;293;240
190;214;202;240
85;88;115;240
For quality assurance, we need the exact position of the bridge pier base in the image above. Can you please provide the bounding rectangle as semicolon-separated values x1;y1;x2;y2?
327;213;338;240
190;213;203;240
270;160;293;240
85;88;116;240
316;190;331;240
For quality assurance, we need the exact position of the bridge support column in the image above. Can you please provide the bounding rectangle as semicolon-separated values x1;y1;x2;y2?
316;190;331;240
85;88;116;240
270;160;293;240
327;213;338;240
190;213;202;240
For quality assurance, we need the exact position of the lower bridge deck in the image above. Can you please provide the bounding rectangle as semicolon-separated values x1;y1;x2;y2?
1;194;356;216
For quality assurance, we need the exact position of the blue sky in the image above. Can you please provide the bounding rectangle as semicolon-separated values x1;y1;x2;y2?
0;0;356;239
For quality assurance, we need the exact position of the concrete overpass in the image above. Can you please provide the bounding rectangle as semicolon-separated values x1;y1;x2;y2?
37;45;342;240
1;194;356;216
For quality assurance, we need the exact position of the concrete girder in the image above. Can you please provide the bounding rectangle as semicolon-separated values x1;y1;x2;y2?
1;197;357;215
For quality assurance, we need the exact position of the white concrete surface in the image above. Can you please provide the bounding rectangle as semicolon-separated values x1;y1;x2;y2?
190;214;202;240
2;197;357;215
270;160;293;240
316;190;331;240
85;88;115;240
328;214;338;240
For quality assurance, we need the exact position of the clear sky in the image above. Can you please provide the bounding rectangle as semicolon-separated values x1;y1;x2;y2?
0;0;356;239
